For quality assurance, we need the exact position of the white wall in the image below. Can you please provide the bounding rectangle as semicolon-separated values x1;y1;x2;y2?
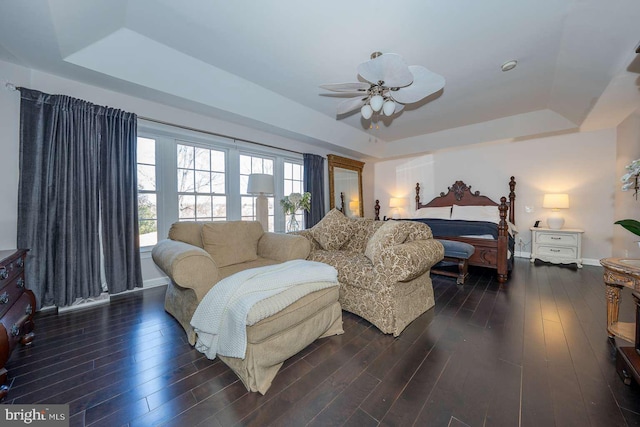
374;129;618;263
372;154;436;219
614;112;640;258
0;59;353;286
1;58;630;279
0;61;30;250
361;162;375;219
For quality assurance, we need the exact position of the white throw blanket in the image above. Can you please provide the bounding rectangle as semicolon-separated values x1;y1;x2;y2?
191;259;338;360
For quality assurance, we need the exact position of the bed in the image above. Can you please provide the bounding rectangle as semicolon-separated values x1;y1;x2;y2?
376;177;516;284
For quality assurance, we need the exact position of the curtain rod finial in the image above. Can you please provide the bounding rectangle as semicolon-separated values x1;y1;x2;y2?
4;82;17;91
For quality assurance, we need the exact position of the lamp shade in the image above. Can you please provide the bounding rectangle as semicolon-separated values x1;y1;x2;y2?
349;200;360;216
542;193;569;209
361;104;373;120
389;197;406;208
247;174;274;195
370;95;384;112
383;99;396;116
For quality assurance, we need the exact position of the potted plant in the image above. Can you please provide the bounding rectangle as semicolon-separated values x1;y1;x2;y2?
280;192;311;232
615;158;640;246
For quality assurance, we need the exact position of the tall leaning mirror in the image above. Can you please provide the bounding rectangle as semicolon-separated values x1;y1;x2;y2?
327;154;365;218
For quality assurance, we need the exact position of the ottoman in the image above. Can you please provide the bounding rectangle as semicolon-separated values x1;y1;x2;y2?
218;284;343;394
431;240;475;285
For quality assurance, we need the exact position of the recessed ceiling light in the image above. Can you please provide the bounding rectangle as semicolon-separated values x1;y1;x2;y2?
501;60;518;72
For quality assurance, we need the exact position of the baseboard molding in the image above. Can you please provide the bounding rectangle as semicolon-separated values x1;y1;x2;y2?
49;278;169;314
58;293;111;313
144;277;170;288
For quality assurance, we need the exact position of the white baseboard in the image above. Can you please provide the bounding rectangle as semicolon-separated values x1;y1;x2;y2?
144;277;170;288
49;278;168;313
58;293;111;313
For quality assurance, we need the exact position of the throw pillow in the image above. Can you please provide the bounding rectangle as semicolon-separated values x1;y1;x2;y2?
413;206;452;219
311;208;354;250
364;221;410;263
168;221;204;247
451;205;500;224
202;221;264;268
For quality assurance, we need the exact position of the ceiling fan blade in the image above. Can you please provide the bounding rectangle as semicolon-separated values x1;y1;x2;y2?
336;97;366;115
357;53;413;88
393;103;405;114
320;92;370;98
319;82;370;92
391;65;445;104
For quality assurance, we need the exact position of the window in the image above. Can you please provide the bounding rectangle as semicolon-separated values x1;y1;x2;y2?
284;161;305;227
240;154;274;230
177;143;227;222
136;124;304;246
137;137;158;247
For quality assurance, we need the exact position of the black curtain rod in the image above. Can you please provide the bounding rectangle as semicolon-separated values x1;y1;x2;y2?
4;82;304;156
138;116;303;155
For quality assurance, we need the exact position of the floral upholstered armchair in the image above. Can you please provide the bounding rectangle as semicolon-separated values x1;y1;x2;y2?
297;209;444;336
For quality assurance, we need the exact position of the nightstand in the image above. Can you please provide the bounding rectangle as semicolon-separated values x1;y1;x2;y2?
530;227;584;268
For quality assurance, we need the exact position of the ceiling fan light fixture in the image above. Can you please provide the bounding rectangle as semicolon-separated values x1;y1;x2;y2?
361;104;373;119
320;52;445;120
383;99;396;116
501;60;518;72
370;94;384;112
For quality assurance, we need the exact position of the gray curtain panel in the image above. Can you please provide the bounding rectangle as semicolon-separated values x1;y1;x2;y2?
99;109;143;295
17;88;142;308
303;153;325;228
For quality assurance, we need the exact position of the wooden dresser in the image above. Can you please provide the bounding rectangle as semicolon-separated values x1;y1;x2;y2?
0;249;36;400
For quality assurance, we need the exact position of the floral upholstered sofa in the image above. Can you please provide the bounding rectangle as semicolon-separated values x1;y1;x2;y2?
297;209;444;336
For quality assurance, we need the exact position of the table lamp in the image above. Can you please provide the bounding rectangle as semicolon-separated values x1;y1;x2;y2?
349;200;360;217
543;193;569;229
247;174;274;231
389;197;406;219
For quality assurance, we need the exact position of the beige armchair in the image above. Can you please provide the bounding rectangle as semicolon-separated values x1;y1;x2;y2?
153;220;347;394
152;221;311;344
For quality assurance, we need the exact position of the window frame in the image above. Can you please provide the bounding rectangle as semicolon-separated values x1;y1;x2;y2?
176;141;228;223
283;160;305;229
239;152;276;231
136;121;306;251
136;136;159;249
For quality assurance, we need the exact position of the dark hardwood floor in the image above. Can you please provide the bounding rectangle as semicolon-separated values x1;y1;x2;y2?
3;258;640;426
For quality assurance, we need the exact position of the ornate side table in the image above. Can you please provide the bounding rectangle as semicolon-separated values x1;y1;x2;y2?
600;258;640;342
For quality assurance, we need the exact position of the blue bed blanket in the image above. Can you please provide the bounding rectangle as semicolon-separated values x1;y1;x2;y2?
407;218;507;240
407;218;515;268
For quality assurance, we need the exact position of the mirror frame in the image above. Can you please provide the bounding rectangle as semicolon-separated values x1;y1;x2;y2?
327;154;365;217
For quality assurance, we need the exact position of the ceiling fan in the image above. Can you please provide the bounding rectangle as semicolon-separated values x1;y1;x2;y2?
320;52;445;120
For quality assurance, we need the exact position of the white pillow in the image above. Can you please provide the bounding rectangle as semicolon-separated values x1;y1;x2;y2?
450;205;500;224
413;206;452;219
